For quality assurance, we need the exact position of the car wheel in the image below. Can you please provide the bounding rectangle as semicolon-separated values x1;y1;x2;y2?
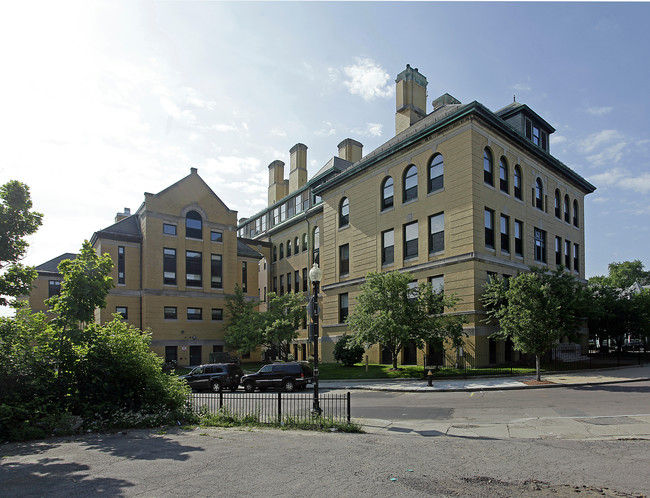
211;380;222;393
283;379;296;392
244;381;255;393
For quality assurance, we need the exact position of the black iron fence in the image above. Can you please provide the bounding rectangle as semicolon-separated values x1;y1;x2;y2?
189;391;351;424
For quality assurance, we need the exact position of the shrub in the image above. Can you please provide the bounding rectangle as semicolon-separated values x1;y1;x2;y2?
333;334;365;367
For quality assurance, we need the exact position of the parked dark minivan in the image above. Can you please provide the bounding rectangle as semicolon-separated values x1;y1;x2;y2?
240;362;313;392
179;363;243;392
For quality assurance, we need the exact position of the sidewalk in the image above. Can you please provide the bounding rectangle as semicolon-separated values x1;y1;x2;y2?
318;364;650;392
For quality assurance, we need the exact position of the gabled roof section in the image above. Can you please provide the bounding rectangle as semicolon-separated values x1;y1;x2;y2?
237;239;264;260
35;253;77;275
150;167;235;215
91;214;142;244
496;102;556;133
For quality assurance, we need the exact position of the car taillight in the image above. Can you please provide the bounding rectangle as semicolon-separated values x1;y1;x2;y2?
301;373;304;379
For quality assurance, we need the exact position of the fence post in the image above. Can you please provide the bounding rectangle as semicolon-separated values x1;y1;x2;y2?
219;391;223;409
278;392;282;421
347;391;351;423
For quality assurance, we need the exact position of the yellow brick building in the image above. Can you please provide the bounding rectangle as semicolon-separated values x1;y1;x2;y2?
237;64;595;367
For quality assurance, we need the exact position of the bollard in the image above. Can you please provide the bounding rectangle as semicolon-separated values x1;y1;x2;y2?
427;369;433;387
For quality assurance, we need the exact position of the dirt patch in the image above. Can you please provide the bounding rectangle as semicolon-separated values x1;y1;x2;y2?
522;379;556;385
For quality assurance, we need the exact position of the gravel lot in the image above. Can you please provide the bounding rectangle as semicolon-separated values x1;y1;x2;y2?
1;426;648;497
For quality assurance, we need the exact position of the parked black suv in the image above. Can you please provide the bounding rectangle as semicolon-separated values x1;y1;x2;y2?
241;362;313;392
179;363;244;392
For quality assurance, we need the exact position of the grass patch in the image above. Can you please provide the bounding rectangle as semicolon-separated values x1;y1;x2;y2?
197;406;363;433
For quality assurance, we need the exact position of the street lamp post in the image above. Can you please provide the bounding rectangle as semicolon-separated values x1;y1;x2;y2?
309;263;323;416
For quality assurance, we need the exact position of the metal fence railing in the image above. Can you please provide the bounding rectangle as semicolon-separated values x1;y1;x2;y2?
189;391;351;424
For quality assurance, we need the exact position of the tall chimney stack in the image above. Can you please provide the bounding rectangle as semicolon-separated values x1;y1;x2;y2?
395;64;428;135
337;138;363;163
288;143;308;194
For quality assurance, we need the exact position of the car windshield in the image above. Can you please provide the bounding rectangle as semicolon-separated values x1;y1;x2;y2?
189;367;203;375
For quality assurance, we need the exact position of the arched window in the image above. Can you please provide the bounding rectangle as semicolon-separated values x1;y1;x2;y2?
573;199;579;227
514;165;522;200
484;148;494;186
294;237;300;254
554;189;561;218
287;240;292;257
499;157;509;193
535;178;544;210
312;226;320;264
381;176;394;211
403;165;418;202
185;210;202;239
279;243;284;260
428;154;443;193
273;245;277;262
564;195;570;222
302;233;307;252
339;197;349;227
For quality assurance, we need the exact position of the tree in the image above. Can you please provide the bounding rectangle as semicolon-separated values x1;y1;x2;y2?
0;181;43;306
346;271;466;369
263;292;305;361
224;284;264;355
590;260;650;288
482;268;588;381
333;333;365;367
46;240;114;329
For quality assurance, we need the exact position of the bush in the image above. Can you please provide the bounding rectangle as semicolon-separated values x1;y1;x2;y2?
333;334;365;367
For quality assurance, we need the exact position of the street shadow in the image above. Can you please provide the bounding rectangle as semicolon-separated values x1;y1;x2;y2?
78;430;205;461
567;384;650;394
0;457;133;496
385;426;500;441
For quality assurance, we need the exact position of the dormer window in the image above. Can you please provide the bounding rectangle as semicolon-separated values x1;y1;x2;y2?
525;118;549;152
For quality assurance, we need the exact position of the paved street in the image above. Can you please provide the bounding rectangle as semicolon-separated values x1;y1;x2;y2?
1;365;649;497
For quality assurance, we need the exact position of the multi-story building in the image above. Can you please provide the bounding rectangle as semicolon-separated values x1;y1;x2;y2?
238;64;595;367
28;168;268;366
27;64;595;368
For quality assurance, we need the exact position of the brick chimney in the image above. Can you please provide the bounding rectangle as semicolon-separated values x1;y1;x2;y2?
395;64;428;135
337;138;363;163
288;143;308;194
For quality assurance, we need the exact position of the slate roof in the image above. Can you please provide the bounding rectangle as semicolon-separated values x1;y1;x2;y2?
237;239;264;260
91;214;142;244
35;253;77;276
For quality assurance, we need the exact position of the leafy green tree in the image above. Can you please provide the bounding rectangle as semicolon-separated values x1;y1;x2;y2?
346;271;466;369
482;268;589;381
0;181;43;306
46;240;114;329
333;333;365;367
263;292;305;361
590;260;650;288
225;284;264;355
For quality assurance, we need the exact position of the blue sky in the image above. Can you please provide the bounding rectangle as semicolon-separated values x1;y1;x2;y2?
1;1;649;299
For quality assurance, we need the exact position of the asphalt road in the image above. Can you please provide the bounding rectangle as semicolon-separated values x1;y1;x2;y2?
345;380;650;423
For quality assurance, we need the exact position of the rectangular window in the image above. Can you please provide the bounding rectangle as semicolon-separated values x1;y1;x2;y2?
280;203;286;222
295;270;300;293
514;220;523;257
302;268;308;292
242;261;248;293
187;307;202;320
211;231;223;242
429;212;444;254
273;207;280;226
186;251;202;287
565;240;571;269
165;345;178;363
287;199;294;218
339;293;349;324
573;243;580;272
339;244;350;276
279;275;284;295
382;229;394;265
295;195;302;215
273;276;277;294
533;126;540;146
500;215;510;253
485;208;495;249
163;248;177;285
286;272;292;293
163;223;177;236
211;254;222;289
212;308;224;321
48;280;61;298
116;306;128;319
403;221;418;260
534;228;546;263
164;306;177;320
555;236;562;266
117;246;125;284
261;215;267;232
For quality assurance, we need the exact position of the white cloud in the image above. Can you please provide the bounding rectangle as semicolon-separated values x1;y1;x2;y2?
351;122;383;137
204;156;262;174
316;121;337;137
512;83;532;93
589;168;650;194
577;129;624;154
342;58;392;101
586;106;612;116
270;128;287;137
618;173;650;193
